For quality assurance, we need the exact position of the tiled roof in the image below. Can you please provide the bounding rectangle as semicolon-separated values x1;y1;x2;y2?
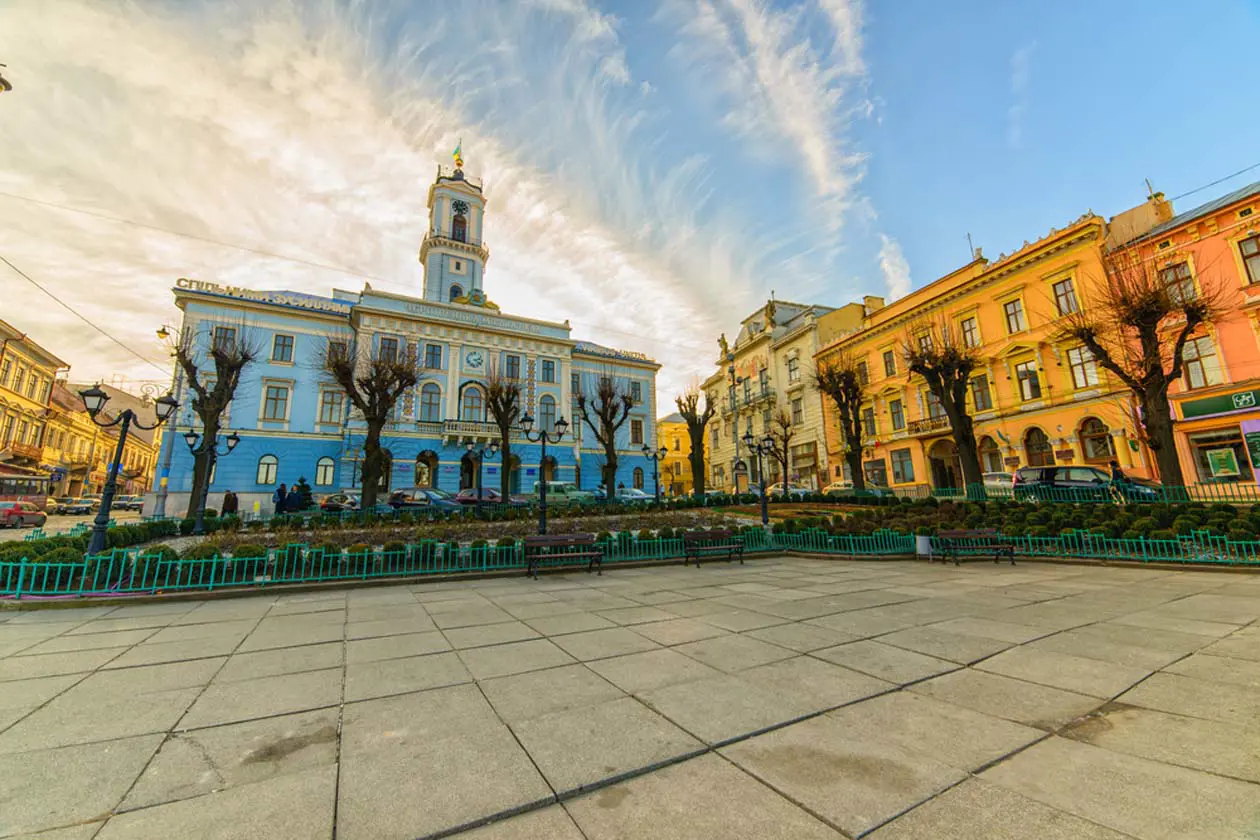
1130;181;1260;244
658;412;684;424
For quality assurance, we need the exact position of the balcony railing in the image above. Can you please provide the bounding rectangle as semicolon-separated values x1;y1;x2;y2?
906;415;950;436
7;443;43;462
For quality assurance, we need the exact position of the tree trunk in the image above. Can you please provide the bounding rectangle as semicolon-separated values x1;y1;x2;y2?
187;416;219;520
499;436;512;499
360;424;385;508
602;447;618;495
948;410;984;490
687;429;707;498
845;448;864;492
1141;390;1184;486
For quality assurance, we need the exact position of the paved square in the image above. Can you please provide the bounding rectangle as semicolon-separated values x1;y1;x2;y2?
3;556;1260;838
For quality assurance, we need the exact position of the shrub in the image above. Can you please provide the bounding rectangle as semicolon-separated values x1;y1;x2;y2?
231;543;268;559
496;537;516;547
470;539;488;549
1149;529;1176;542
183;543;220;560
140;544;180;561
638;529;655;541
596;531;612;543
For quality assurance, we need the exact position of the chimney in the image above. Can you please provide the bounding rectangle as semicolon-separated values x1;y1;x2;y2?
862;295;885;314
1152;191;1174;223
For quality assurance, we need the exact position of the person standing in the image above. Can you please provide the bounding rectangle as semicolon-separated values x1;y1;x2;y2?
285;484;301;513
221;490;239;516
273;483;287;515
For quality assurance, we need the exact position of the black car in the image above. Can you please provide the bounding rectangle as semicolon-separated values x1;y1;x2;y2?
1012;466;1114;502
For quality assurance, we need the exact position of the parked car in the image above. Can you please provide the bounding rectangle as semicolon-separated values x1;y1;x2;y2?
454;488;528;505
1012;466;1114;502
113;495;145;511
387;487;464;513
616;487;654;502
1113;475;1164;503
534;482;595;505
823;480;891;497
57;498;94;515
982;472;1014;491
0;501;47;529
319;493;360;513
765;483;812;499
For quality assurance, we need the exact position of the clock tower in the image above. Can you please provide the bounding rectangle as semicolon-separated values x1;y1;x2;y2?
420;156;491;305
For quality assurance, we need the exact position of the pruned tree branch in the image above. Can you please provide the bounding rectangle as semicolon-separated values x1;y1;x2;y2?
676;384;715;498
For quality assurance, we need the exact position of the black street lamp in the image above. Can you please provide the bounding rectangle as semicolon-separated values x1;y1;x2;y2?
641;444;669;504
742;429;775;526
79;385;178;555
182;428;241;535
519;411;569;534
465;440;499;516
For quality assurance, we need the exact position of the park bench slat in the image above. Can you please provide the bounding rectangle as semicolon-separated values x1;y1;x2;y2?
933;529;1015;567
522;533;602;579
682;528;744;568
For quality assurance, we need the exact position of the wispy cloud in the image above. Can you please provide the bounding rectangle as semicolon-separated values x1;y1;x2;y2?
878;234;911;299
1007;41;1036;149
664;0;871;233
0;0;776;399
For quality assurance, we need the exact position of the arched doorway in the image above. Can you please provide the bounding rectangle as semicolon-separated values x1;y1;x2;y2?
459;453;476;490
541;455;557;483
1079;417;1115;463
1024;427;1055;467
978;436;1003;473
415;451;439;488
927;439;962;490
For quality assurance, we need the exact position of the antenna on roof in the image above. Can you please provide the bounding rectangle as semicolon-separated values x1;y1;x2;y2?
966;233;975;260
1145;178;1156;199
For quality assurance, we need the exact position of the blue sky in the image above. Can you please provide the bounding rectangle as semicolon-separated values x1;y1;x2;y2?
2;0;1258;398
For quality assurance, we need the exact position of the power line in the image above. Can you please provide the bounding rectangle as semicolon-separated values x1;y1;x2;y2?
0;254;169;375
1170;161;1260;202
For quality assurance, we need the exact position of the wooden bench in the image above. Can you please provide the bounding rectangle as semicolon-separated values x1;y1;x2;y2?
682;528;745;567
523;533;603;579
933;529;1016;566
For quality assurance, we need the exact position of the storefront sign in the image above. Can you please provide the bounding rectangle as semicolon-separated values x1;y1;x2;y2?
1181;388;1260;420
1206;448;1241;478
1054;449;1075;461
1003;456;1021;467
175;278;353;315
1242;419;1260;477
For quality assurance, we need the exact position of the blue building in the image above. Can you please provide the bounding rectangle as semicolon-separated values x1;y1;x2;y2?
151;162;660;515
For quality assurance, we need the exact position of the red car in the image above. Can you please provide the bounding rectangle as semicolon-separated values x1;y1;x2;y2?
0;501;48;528
454;488;527;505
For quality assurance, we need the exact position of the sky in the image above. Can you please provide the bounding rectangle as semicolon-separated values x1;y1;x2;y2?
2;0;1259;403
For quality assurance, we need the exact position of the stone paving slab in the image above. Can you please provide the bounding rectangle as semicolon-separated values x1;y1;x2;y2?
4;557;1260;839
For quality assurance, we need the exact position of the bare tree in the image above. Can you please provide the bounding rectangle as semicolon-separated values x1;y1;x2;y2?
765;405;795;496
675;386;716;498
484;362;522;499
576;370;636;493
173;324;259;521
1058;251;1226;485
814;353;866;492
321;338;422;508
902;319;984;490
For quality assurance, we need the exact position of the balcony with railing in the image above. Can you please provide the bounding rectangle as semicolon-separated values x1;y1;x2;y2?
420;228;489;261
906;415;950;436
3;443;43;463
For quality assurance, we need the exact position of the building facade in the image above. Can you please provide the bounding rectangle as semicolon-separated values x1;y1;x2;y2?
815;210;1158;494
656;412;692;496
0;321;67;482
151;162;660;515
1115;182;1260;485
701;300;834;492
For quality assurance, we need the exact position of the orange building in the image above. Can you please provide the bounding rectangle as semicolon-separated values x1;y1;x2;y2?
1114;181;1260;485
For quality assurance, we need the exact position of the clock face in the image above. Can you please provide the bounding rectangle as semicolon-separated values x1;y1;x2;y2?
466;351;484;368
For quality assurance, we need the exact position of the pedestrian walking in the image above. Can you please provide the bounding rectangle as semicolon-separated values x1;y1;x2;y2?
273;483;287;514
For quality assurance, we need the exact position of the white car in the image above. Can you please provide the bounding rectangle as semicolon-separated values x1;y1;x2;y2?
982;472;1014;489
616;487;654;502
765;483;811;498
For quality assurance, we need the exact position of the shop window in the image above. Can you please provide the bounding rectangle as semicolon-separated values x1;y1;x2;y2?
863;459;888;486
979;436;1003;472
1024;427;1055;467
1080;417;1115;461
1184;336;1223;389
1189;429;1249;484
890;448;915;483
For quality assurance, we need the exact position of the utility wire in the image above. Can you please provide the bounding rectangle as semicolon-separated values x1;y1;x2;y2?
1170;161;1260;202
0;254;169;375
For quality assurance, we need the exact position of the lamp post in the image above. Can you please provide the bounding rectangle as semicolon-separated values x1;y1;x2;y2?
79;384;178;556
519;411;569;535
181;428;241;535
641;443;668;504
465;440;499;516
742;429;775;526
727;357;748;493
152;324;184;518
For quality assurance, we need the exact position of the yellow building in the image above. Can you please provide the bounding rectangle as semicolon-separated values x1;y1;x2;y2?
44;382;162;496
657;412;692;496
815;207;1162;494
702;300;848;492
0;320;68;480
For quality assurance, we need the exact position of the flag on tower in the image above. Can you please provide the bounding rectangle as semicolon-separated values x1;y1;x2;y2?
452;139;463;168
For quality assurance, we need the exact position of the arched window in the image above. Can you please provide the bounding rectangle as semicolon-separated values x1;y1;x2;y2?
315;457;335;486
539;395;557;432
461;385;484;421
449;284;463;302
1024;428;1055;467
978;436;1003;473
633;467;644;489
451;213;467;243
256;454;278;485
1080;417;1115;461
420;384;442;422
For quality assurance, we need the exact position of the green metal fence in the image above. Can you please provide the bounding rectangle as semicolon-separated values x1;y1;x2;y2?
7;524;1260;601
927;482;1260;505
